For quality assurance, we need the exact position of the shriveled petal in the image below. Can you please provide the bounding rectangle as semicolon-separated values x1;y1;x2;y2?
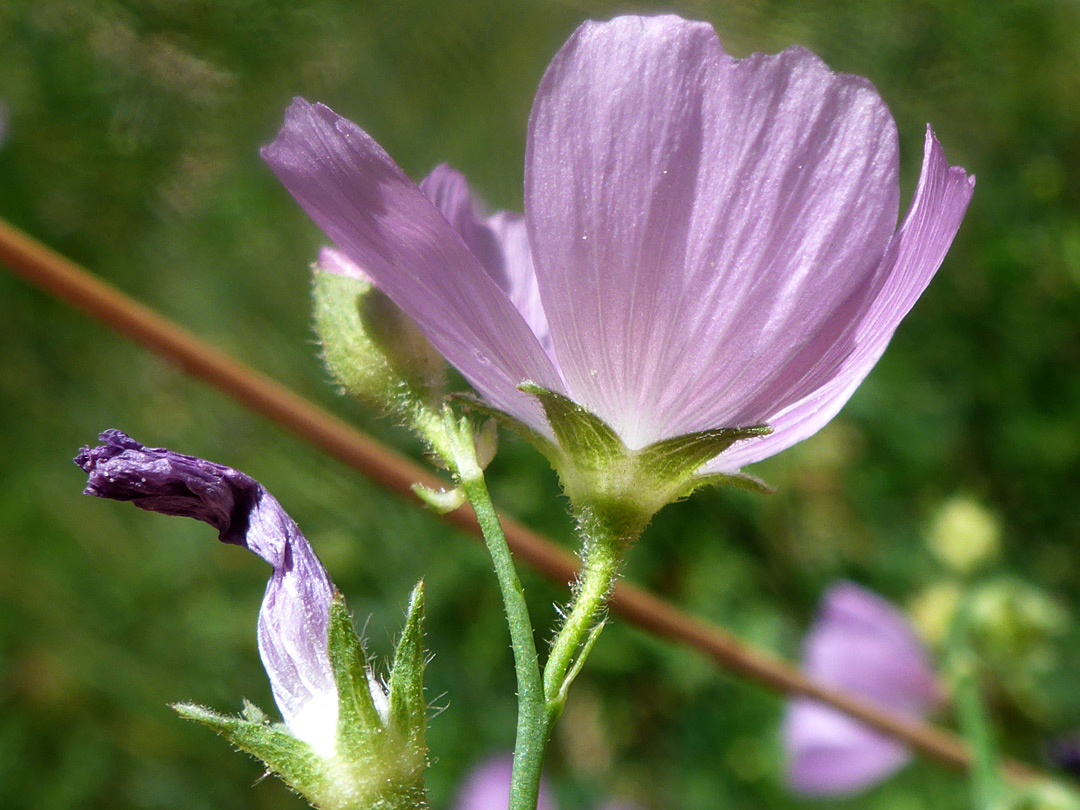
784;700;911;796
783;583;938;796
454;755;556;810
527;16;901;449
263;99;559;432
711;128;974;471
420;164;554;358
76;430;339;755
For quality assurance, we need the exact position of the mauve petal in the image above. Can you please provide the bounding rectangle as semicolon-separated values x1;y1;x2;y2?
420;165;554;358
419;163;507;279
485;210;554;358
782;583;938;796
76;430;339;755
784;700;911;796
454;755;556;810
262;99;559;432
526;17;900;449
710;128;974;471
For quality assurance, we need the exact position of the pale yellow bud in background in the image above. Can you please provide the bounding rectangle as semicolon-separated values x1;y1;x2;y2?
927;496;1001;574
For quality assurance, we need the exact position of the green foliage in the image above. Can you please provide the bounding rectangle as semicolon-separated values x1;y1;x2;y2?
1;0;1079;809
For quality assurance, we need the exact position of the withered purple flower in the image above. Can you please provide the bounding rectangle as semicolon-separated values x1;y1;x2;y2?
75;430;339;755
263;14;973;474
783;583;940;796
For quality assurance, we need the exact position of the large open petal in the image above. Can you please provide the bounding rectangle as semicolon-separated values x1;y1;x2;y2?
76;430;340;755
710;128;974;471
263;99;559;431
527;16;900;448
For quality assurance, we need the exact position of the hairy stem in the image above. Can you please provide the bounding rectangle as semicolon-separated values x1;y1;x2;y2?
437;414;548;810
543;506;632;720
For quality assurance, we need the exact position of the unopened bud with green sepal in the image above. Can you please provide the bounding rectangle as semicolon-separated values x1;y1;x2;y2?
314;249;446;417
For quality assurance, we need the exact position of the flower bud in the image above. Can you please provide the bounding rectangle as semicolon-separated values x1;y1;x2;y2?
314;248;446;417
909;581;962;647
965;579;1066;716
926;496;1001;575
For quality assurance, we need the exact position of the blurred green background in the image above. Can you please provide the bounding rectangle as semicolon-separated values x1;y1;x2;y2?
1;0;1079;808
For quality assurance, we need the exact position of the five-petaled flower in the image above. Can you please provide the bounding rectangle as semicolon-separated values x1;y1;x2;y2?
263;14;974;493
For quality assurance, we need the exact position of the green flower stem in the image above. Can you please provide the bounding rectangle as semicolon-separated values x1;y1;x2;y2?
433;412;548;810
949;594;1004;810
543;507;631;719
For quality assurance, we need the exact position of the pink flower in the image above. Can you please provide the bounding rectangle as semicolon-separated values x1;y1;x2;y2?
263;15;973;474
783;583;940;796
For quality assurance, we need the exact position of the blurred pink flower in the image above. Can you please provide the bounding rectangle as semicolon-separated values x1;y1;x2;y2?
455;756;556;810
783;583;940;796
454;755;642;810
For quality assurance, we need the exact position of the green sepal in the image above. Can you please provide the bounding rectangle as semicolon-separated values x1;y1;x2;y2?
313;269;445;416
679;469;775;498
517;382;625;468
173;702;331;801
388;581;426;751
513;383;773;536
327;593;385;757
636;425;771;483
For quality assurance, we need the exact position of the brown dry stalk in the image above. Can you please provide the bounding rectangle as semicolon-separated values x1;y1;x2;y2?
0;218;1043;783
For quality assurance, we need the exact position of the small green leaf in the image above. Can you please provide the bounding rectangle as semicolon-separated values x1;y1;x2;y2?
412;483;466;514
519;382;626;467
636;425;771;482
241;698;270;725
389;581;427;750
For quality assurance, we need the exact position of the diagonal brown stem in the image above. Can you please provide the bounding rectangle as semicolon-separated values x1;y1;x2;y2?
0;218;1043;785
